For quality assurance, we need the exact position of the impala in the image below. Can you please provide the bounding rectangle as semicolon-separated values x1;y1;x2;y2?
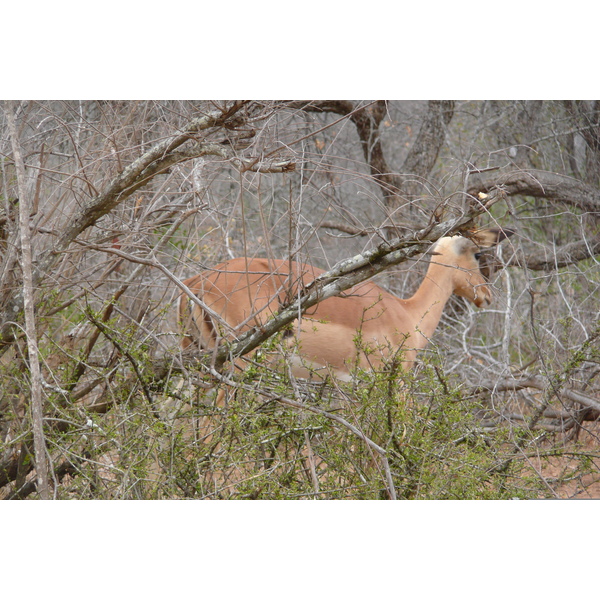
179;228;514;379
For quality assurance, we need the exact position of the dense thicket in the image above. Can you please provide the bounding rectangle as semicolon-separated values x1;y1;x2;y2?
1;100;599;499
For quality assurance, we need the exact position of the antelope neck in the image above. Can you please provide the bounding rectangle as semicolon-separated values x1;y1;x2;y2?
402;261;455;345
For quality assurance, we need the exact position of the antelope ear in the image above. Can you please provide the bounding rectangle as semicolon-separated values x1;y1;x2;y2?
471;227;515;248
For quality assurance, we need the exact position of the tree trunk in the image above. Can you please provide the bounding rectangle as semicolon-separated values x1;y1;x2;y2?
6;101;50;499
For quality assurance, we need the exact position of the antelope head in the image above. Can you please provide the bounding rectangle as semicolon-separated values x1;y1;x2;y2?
430;228;515;308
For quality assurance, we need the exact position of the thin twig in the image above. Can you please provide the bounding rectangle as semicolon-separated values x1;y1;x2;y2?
205;366;398;500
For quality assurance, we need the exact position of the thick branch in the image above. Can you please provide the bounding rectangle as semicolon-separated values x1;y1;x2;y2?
207;193;503;370
468;168;600;214
473;375;600;413
507;234;600;271
0;104;249;349
468;168;600;269
37;107;246;278
298;100;455;218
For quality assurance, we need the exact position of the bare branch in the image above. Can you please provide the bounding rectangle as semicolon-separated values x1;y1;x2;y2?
320;221;369;236
507;233;600;271
235;158;296;173
468;168;600;269
473;374;600;413
468;168;600;215
0;104;248;349
39;107;246;271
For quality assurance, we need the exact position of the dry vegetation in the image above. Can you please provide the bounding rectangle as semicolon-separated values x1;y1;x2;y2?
1;100;599;499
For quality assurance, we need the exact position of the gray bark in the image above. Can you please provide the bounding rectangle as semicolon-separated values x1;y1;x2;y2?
6;101;50;499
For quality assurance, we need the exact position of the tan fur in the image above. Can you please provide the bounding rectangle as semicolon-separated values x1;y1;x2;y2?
179;228;513;376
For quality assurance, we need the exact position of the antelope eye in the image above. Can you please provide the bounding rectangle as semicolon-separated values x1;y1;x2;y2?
474;252;482;261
